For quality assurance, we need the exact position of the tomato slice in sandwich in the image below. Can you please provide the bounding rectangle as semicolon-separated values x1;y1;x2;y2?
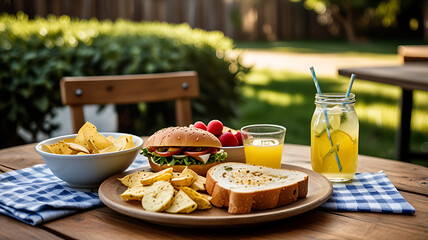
183;147;213;164
183;147;210;157
209;148;219;154
154;147;182;157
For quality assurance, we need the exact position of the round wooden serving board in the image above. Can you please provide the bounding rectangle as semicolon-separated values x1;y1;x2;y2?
98;164;333;228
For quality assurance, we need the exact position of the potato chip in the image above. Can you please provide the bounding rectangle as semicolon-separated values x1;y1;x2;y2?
121;185;150;201
99;144;119;153
43;121;136;155
165;190;197;214
140;168;173;186
67;142;90;154
85;131;113;151
142;181;174;212
43;144;54;153
177;187;211;210
119;171;154;188
114;135;135;151
122;136;135;150
170;168;197;187
40;144;52;153
75;122;96;150
119;168;213;214
200;193;212;202
173;172;181;178
190;175;206;192
113;135;128;150
45;141;76;155
171;175;195;187
87;139;100;154
63;138;75;143
181;167;198;180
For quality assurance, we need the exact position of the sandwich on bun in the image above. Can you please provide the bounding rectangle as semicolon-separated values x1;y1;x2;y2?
141;126;228;176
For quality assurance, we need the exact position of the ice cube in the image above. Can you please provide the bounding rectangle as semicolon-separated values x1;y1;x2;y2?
329;114;341;130
328;106;342;130
253;139;279;146
328;105;342;115
312;110;326;136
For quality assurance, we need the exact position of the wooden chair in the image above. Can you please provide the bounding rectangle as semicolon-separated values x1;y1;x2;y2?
60;71;199;133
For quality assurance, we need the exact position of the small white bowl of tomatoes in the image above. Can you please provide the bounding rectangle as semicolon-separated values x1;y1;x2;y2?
191;120;245;163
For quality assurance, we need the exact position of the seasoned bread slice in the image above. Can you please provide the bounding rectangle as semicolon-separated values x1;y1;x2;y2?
205;163;308;214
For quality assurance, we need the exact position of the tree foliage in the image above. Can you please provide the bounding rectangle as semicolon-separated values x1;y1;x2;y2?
301;0;417;42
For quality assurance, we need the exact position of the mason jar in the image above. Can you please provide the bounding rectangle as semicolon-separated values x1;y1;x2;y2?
310;93;359;182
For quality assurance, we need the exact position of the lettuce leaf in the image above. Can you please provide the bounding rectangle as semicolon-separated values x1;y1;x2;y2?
140;148;227;166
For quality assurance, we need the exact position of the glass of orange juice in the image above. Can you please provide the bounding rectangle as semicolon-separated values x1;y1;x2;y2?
241;124;286;169
311;93;359;182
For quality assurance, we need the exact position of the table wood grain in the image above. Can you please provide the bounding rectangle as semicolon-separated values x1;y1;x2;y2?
1;142;427;240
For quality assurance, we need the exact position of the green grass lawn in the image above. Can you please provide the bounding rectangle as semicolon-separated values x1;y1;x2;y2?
235;39;425;55
229;40;428;166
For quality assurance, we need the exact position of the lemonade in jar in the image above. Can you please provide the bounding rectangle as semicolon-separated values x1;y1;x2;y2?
311;93;358;182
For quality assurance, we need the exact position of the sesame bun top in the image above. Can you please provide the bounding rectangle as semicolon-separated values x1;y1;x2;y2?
145;126;222;148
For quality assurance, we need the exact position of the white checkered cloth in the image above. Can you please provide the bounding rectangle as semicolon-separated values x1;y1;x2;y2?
321;172;415;214
0;154;148;226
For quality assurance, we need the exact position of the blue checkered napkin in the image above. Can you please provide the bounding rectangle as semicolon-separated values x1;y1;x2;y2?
0;154;148;226
321;172;415;214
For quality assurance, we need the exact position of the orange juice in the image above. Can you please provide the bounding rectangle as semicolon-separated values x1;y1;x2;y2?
244;139;283;169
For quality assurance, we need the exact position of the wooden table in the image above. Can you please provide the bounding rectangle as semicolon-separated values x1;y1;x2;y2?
1;142;427;239
398;45;428;63
338;62;428;162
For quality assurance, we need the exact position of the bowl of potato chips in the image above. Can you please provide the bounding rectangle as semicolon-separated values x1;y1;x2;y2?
35;122;144;188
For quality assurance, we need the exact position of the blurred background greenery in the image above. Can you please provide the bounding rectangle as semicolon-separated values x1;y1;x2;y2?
0;13;249;148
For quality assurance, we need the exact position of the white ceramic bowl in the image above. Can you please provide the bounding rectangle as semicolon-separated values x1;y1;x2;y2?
35;132;144;188
222;145;245;163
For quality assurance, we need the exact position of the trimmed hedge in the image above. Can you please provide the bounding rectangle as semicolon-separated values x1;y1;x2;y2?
0;12;250;148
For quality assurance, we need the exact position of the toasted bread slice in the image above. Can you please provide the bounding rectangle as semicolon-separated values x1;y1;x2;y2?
205;163;308;214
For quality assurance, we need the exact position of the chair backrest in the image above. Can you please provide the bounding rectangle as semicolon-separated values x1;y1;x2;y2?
60;71;199;133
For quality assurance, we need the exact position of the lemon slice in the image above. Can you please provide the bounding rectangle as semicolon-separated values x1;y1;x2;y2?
315;130;356;170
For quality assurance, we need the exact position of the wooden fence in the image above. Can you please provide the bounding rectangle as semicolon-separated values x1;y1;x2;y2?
1;0;332;41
